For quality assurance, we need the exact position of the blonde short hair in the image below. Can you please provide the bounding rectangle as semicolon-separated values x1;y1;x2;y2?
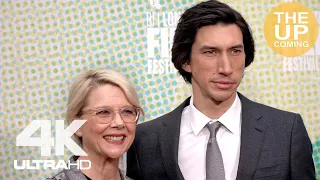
66;69;142;145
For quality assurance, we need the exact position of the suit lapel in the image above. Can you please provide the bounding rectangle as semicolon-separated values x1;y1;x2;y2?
158;98;190;180
236;93;268;179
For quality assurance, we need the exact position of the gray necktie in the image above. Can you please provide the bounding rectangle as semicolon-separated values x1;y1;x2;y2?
206;121;225;180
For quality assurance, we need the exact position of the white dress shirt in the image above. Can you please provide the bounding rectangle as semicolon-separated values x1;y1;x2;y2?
178;94;242;180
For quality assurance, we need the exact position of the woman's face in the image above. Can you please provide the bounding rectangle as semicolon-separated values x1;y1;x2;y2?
78;84;137;159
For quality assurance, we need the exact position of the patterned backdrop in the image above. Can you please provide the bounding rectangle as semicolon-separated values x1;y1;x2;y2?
0;0;319;179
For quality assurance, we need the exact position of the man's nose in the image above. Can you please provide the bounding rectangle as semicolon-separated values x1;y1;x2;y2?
217;53;233;75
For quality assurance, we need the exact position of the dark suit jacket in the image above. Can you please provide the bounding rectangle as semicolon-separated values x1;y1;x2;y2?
127;93;315;180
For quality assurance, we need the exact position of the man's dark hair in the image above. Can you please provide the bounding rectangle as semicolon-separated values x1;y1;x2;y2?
171;0;255;83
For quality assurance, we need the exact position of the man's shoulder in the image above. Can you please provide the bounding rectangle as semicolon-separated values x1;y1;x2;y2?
241;94;299;121
136;111;172;132
137;97;190;132
251;99;297;115
133;112;171;143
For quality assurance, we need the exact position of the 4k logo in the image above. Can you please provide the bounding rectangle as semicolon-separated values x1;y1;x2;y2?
16;120;87;156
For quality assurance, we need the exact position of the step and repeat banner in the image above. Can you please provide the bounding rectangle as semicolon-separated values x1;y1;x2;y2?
0;0;319;179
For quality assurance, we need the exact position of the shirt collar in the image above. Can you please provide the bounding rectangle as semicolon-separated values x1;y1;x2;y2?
189;94;242;136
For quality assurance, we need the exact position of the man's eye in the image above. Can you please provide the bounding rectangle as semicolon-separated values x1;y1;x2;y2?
231;49;241;55
203;50;216;54
203;50;219;57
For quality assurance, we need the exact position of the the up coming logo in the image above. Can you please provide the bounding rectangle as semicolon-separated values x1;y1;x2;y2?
264;2;318;57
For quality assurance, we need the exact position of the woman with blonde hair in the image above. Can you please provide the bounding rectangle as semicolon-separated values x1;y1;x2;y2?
48;69;143;180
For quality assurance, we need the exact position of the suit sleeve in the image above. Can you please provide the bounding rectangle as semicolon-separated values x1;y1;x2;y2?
290;113;315;180
126;142;142;179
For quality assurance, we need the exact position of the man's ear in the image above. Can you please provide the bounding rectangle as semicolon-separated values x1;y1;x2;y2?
182;62;191;73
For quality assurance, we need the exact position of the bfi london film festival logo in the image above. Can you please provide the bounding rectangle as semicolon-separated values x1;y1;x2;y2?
145;1;182;75
149;0;161;9
14;120;91;170
264;2;319;71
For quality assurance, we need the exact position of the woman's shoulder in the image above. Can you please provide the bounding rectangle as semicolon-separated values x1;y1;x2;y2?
47;168;88;180
46;169;68;180
48;169;132;180
46;156;87;180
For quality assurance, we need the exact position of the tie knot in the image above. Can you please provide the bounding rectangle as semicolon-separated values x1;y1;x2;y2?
207;121;221;138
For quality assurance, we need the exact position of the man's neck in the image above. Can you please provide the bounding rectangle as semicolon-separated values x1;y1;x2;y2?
192;92;236;119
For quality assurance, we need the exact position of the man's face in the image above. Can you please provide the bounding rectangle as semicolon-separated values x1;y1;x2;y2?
184;24;245;103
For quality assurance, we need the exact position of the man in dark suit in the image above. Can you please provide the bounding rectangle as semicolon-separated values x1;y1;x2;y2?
127;0;315;179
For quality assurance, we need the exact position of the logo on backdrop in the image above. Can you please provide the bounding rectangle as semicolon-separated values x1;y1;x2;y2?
149;0;161;9
14;120;91;170
264;2;320;71
145;8;182;74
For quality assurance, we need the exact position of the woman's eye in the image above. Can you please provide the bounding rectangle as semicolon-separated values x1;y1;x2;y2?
121;109;136;116
96;109;111;115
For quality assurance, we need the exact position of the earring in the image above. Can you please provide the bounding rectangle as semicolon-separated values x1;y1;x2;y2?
76;132;82;137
